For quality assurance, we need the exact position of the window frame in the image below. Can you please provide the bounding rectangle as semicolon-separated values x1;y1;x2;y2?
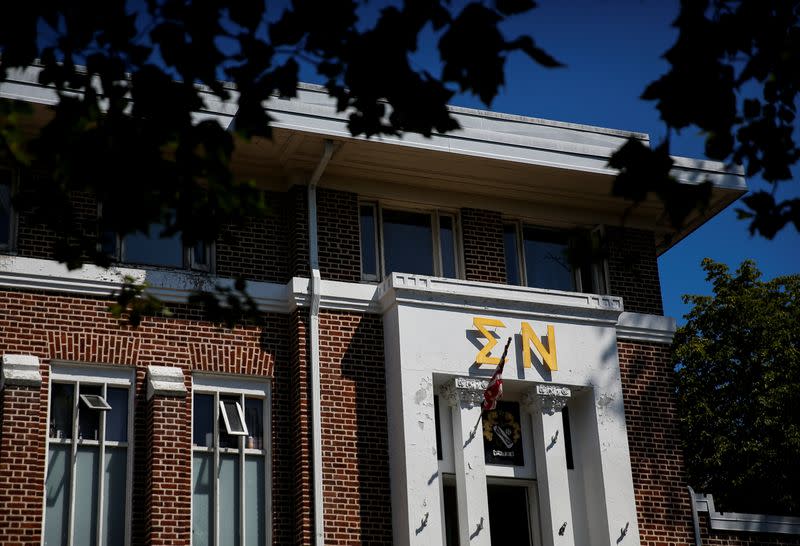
97;203;214;272
359;202;463;282
191;375;272;546
503;221;607;294
0;165;18;253
43;363;135;546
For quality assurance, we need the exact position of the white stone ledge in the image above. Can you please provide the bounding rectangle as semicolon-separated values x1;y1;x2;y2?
146;365;187;400
0;257;669;327
616;312;677;344
693;490;800;536
1;354;42;388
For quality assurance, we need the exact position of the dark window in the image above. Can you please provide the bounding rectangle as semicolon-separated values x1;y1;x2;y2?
522;227;574;291
124;223;184;268
359;205;461;280
0;169;12;248
382;209;434;276
193;393;214;447
439;215;457;278
503;224;521;286
359;205;378;278
443;483;460;546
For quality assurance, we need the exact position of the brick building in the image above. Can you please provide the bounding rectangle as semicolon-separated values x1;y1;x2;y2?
1;69;796;546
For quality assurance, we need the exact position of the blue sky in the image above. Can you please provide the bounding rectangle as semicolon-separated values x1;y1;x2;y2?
396;0;800;322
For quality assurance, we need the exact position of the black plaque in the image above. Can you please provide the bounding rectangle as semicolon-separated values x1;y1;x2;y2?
482;401;524;466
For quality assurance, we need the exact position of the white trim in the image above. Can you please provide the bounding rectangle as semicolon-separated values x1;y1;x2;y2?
615;312;677;344
692;489;800;536
1;354;42;388
146;365;187;399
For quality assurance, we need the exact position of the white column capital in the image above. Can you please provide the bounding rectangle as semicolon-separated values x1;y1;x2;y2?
522;384;571;415
146;365;187;400
439;376;488;408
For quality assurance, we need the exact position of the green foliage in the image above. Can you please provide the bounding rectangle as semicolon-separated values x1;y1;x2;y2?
618;0;800;238
674;259;800;515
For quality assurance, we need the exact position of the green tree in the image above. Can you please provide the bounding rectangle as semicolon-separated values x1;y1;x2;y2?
674;259;800;515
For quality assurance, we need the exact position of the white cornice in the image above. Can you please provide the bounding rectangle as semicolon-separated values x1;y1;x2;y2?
377;272;625;325
1;257;681;342
615;312;677;344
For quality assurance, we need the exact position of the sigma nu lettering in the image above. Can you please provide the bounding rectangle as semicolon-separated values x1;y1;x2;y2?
473;317;558;371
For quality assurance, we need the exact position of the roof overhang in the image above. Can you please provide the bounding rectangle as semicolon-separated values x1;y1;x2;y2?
0;67;747;254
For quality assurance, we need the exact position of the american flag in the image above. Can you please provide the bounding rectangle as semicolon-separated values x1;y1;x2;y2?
482;337;513;411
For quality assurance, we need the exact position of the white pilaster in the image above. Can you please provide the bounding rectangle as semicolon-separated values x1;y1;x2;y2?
441;377;492;546
523;384;575;546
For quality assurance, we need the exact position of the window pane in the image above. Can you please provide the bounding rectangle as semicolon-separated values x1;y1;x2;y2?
245;398;263;449
78;384;101;441
522;228;573;291
192;452;213;546
443;483;459;546
359;205;377;277
503;224;521;286
221;398;246;435
193;240;208;267
245;456;266;546
105;387;129;442
73;447;100;546
219;454;241;546
439;215;457;278
382;209;434;276
44;444;71;546
0;171;11;246
487;484;532;544
49;383;74;440
102;447;127;546
193;394;214;447
100;230;117;257
125;224;183;267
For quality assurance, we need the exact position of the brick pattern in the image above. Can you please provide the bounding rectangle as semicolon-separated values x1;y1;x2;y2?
618;341;694;546
289;309;313;545
461;208;507;284
319;311;392;545
288;185;310;279
215;192;290;283
317;188;361;282
0;290;291;545
16;190;98;260
0;385;45;545
146;395;191;545
606;226;664;315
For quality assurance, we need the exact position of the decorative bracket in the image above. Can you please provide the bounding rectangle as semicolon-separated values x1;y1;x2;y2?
522;384;571;415
1;354;42;389
440;377;489;409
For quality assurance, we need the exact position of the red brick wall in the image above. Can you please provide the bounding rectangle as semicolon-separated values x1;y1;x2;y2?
618;340;694;546
215;191;290;283
0;385;46;545
145;395;191;545
319;311;392;545
317;188;361;283
606;226;664;315
0;290;291;545
16;190;98;261
289;308;313;545
288;185;310;279
461;208;506;284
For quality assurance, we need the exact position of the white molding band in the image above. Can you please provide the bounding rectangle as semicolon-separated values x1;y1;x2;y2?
690;488;800;539
615;312;677;344
0;256;681;346
1;354;42;388
146;365;187;400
